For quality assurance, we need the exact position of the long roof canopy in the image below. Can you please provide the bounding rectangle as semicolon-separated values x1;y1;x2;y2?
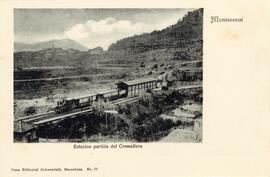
120;77;157;86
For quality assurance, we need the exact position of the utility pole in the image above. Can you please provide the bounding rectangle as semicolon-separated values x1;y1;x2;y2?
105;113;108;130
115;116;117;130
104;110;118;131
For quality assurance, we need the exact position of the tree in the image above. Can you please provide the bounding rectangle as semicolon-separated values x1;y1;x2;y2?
92;100;114;112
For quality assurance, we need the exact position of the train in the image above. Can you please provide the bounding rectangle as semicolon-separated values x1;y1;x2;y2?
55;88;128;113
55;68;202;113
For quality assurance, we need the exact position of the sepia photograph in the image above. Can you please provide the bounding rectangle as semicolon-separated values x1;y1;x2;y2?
13;8;203;143
1;0;269;176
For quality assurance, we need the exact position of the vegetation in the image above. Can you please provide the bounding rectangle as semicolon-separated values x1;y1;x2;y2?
14;9;203;69
16;8;203;142
36;89;200;141
111;90;185;141
24;106;37;115
109;9;203;58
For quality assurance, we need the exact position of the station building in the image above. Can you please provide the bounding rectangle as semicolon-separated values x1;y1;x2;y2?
117;77;157;97
14;121;38;143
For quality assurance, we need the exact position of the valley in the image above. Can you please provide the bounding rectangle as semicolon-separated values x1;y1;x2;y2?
13;8;203;143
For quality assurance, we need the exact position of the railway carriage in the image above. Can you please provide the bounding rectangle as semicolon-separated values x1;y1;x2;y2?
55;77;158;113
55;94;97;113
97;89;126;102
97;89;118;102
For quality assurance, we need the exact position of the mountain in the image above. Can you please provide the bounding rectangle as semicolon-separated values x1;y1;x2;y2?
14;9;203;69
88;46;104;54
108;8;203;60
14;39;88;52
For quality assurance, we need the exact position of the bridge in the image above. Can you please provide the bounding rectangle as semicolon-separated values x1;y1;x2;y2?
13;84;202;142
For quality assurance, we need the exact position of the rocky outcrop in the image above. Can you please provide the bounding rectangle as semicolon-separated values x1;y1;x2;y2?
88;46;104;54
108;8;203;61
14;9;203;68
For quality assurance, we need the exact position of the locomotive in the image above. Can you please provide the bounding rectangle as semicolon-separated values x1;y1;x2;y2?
55;77;159;113
54;68;202;113
55;89;127;113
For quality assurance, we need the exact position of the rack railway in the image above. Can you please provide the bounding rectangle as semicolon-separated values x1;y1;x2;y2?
14;76;202;142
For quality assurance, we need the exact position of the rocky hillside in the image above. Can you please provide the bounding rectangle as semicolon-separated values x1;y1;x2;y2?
14;9;203;69
108;8;203;60
15;39;88;52
14;47;103;68
88;46;104;54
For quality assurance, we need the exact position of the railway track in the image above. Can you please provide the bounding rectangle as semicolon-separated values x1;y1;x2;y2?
14;84;202;135
15;96;140;126
112;97;139;105
14;88;58;94
17;107;93;124
15;84;201;126
14;73;111;82
15;111;56;122
15;85;201;126
32;108;93;125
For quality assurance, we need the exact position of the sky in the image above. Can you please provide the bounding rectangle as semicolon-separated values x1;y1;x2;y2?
14;8;194;50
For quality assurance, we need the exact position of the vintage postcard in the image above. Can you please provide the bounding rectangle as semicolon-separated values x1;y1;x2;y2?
0;0;269;177
13;8;203;143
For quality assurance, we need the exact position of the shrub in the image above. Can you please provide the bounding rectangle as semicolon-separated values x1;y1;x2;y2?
116;72;129;79
152;64;158;70
24;106;37;116
140;62;145;67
